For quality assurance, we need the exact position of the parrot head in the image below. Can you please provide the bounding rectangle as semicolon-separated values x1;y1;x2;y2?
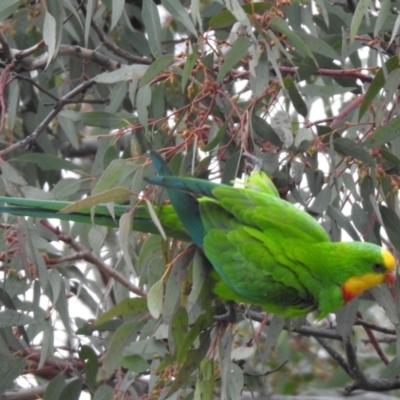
341;247;396;303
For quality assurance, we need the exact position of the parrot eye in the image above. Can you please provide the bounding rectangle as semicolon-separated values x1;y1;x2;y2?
373;263;385;273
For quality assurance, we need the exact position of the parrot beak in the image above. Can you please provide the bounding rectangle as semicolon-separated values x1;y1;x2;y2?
384;270;396;284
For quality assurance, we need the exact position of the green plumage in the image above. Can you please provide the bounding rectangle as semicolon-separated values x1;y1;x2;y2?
0;152;395;319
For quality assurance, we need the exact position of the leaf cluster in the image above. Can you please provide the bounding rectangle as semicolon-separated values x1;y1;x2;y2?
0;0;400;399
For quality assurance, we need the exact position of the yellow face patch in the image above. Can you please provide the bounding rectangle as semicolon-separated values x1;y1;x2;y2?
342;249;397;303
382;249;396;271
342;273;387;303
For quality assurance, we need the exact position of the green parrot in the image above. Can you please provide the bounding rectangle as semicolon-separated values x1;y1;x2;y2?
0;152;396;319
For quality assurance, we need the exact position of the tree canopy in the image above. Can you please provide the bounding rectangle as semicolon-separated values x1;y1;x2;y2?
0;0;400;399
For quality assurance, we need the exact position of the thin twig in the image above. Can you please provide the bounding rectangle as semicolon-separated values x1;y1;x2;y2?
313;335;351;376
247;310;343;341
344;337;400;392
357;312;389;365
354;318;396;335
243;360;288;377
43;97;109;106
0;78;96;157
13;74;60;101
40;220;147;298
15;44;121;72
90;20;153;65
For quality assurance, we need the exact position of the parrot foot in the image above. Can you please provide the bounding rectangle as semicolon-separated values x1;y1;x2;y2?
214;301;236;323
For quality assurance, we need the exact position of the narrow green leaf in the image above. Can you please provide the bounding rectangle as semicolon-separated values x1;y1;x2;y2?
140;54;174;87
147;279;164;319
251;115;282;147
79;346;98;390
95;65;149;83
137;84;152;129
167;332;210;397
60;187;131;214
97;321;139;380
0;357;25;394
363;115;400;148
145;199;167;240
388;14;400;47
314;0;329;27
93;385;114;400
58;113;79;149
95;298;147;326
359;56;400;120
0;0;21;21
59;377;83;400
381;149;400;167
227;363;244;399
217;38;250;83
209;3;271;29
55;280;73;340
119;212;136;273
111;0;125;30
84;0;94;47
14;154;82;172
43;373;66;400
0;161;27;185
296;31;339;60
309;185;332;215
334;137;375;166
0;310;35;328
121;354;149;373
263;316;285;360
221;151;241;184
171;308;188;349
163;253;191;323
370;286;400;325
374;0;391;37
194;358;214;399
162;0;197;36
350;0;370;43
226;0;249;23
335;298;359;340
380;205;400;252
142;0;162;58
327;206;359;241
182;48;198;91
47;0;64;52
7;79;19;130
284;76;308;117
92;160;126;195
300;85;358;97
250;53;269;97
202;121;228;152
358;15;397;35
177;315;208;366
78;111;126;129
43;11;57;68
187;250;207;311
269;17;317;65
342;173;361;201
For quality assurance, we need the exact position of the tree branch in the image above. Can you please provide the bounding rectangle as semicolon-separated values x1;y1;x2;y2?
90;20;153;65
344;337;400;392
0;78;96;157
247;310;343;341
40;220;147;298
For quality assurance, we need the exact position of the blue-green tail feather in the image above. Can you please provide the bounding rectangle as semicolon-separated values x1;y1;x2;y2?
145;151;225;247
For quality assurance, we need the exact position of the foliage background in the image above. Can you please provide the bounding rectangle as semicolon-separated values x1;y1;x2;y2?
0;0;400;399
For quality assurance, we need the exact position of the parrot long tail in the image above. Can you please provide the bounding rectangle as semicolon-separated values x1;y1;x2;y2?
0;196;191;241
144;151;227;247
